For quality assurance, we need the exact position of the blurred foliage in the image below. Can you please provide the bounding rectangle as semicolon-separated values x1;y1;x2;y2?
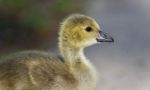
0;0;86;53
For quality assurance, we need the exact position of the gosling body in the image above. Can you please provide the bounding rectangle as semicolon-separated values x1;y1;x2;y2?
0;14;114;90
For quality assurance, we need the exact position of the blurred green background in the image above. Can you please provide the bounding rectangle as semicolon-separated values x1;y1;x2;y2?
0;0;86;54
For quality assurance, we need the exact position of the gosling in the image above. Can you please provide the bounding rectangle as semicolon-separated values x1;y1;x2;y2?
0;14;114;90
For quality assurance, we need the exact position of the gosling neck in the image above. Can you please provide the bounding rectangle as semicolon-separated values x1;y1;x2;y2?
59;42;86;67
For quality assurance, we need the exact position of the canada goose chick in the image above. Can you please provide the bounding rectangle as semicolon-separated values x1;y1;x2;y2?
0;14;114;90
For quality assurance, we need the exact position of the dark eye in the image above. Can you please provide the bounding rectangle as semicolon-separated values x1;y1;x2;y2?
85;26;92;32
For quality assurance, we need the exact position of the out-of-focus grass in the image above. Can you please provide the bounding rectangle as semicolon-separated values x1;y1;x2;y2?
0;0;86;54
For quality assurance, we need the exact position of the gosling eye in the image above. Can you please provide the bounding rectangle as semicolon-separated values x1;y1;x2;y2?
85;26;92;32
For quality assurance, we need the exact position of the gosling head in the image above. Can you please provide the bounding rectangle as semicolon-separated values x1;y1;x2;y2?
59;14;114;48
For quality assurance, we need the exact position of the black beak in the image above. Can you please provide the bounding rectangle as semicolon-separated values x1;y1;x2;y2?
96;31;114;42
